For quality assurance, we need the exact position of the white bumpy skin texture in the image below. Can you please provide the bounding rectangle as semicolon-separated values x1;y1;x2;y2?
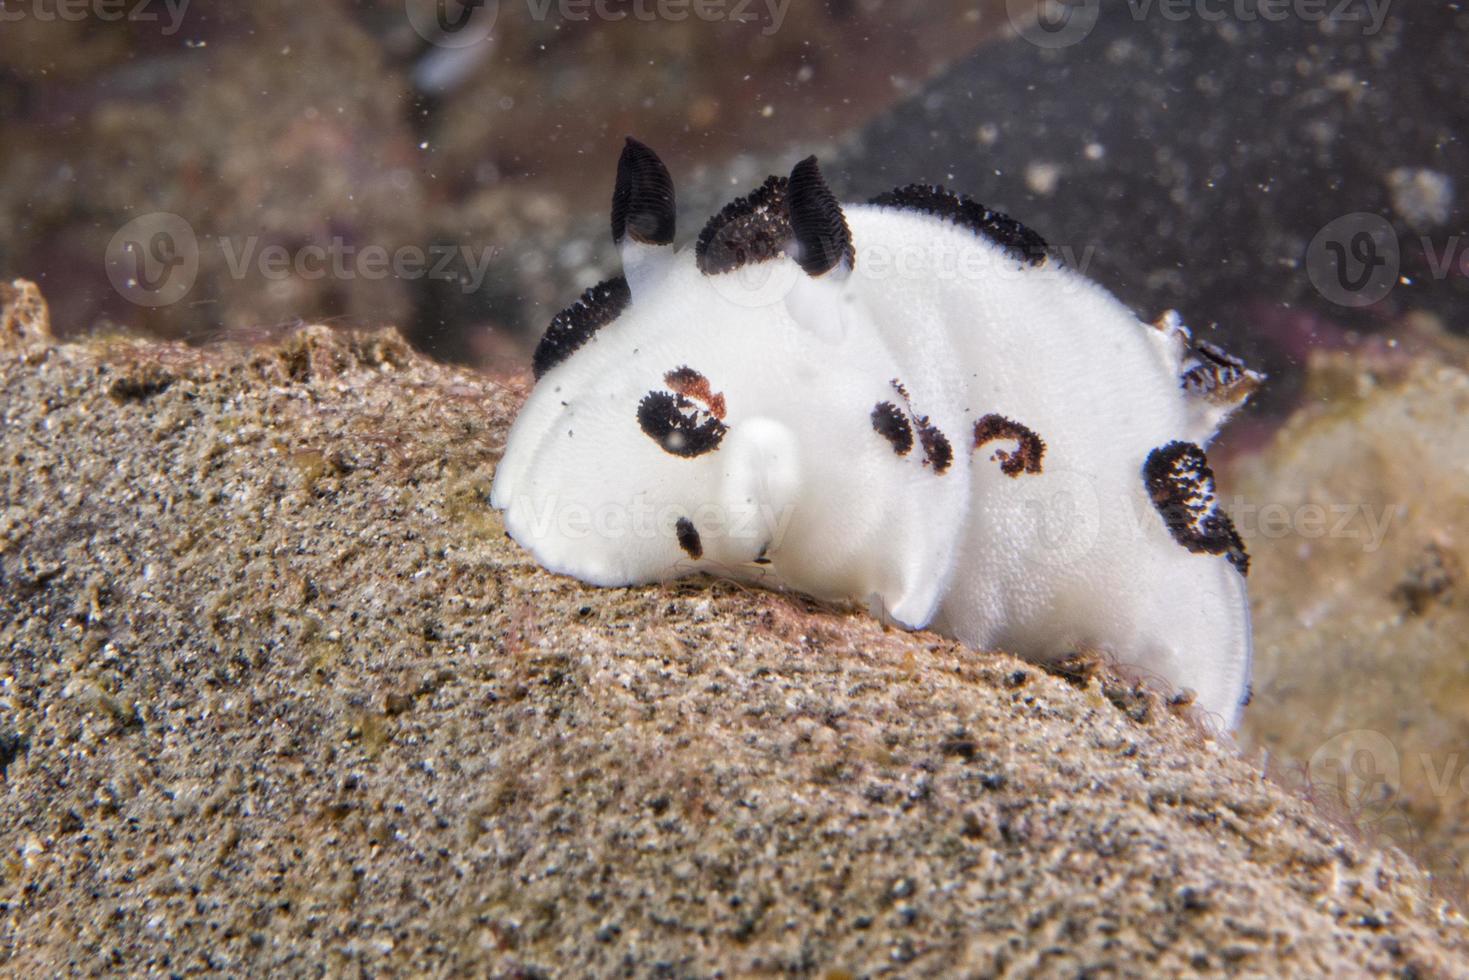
490;139;1261;728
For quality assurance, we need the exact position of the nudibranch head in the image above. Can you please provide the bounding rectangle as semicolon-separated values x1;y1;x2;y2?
493;142;958;625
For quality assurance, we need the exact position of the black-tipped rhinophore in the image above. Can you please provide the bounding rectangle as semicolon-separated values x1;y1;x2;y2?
786;156;854;277
611;137;676;247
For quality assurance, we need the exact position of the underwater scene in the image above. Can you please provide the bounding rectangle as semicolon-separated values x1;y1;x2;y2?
2;0;1467;973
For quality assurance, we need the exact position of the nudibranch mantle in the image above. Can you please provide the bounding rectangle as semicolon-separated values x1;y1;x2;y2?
491;139;1261;728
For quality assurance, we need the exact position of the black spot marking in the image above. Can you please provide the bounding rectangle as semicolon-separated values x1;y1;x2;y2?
1181;339;1260;405
888;379;952;475
1143;441;1249;575
787;156;854;276
972;414;1046;477
870;184;1048;266
675;517;703;559
532;276;631;381
695;175;791;275
637;391;728;458
871;401;913;456
611;137;676;247
918;423;952;475
664;366;726;419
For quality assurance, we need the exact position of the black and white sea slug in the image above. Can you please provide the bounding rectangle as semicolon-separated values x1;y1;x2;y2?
491;138;1262;728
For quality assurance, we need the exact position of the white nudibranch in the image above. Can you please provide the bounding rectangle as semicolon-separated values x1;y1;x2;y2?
491;138;1262;728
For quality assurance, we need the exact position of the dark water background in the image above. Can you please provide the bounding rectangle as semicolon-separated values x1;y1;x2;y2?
2;0;1463;401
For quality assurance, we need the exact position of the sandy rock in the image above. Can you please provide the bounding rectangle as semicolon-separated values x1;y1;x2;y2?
1;283;1466;975
0;280;52;352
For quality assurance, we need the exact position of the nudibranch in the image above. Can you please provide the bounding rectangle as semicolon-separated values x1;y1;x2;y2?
490;138;1261;728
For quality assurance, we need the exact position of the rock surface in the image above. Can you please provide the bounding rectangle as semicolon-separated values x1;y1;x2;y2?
2;282;1466;975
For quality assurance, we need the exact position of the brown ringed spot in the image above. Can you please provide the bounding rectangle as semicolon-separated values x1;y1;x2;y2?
637;391;728;458
664;366;727;420
1143;441;1249;575
972;414;1046;477
871;401;914;456
675;517;703;559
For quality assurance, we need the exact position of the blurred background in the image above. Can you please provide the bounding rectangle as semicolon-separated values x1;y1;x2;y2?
0;0;991;365
3;0;1469;889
